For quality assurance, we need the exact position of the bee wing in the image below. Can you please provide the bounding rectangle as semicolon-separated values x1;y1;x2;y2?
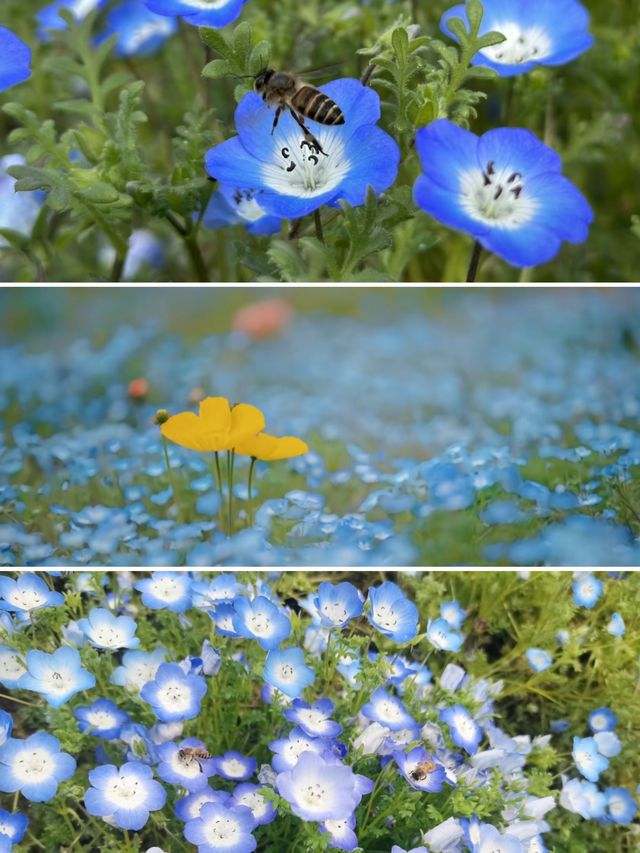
295;63;345;82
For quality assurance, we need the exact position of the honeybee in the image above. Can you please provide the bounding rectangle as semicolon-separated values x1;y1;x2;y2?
178;747;213;770
254;69;345;156
409;760;439;782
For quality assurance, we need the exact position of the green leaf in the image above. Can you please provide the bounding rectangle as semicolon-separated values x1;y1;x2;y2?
391;27;409;64
466;0;484;34
475;30;506;49
233;21;253;65
198;26;229;55
445;16;469;43
202;59;234;79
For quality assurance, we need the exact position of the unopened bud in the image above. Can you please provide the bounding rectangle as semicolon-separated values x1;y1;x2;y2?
154;409;170;425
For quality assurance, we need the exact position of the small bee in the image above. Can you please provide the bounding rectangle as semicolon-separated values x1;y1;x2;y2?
409;760;439;782
178;747;213;771
254;69;345;156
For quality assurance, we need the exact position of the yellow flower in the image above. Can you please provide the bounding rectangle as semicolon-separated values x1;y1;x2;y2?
235;432;309;461
160;396;265;452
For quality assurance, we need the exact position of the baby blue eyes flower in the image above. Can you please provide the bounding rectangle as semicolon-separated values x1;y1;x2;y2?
205;78;400;219
284;698;343;738
0;732;76;802
204;186;282;236
140;662;207;721
0;808;28;848
571;573;603;608
74;698;130;739
232;783;276;826
606;612;625;638
525;648;553;672
77;607;140;650
426;617;464;652
212;750;257;782
184;801;258;853
439;599;466;629
263;646;315;698
84;761;167;830
157;738;215;791
0;27;31;92
315;581;364;629
441;0;593;78
0;646;26;689
99;1;177;57
17;646;96;707
588;706;617;733
0;574;64;614
0;710;12;746
321;814;358;851
361;687;416;732
135;572;192;612
38;0;109;34
572;736;609;782
144;0;246;28
366;581;418;643
232;595;291;650
394;746;447;793
413;119;593;268
392;847;427;853
110;648;168;692
440;704;483;755
594;730;621;759
275;751;363;822
604;787;638;825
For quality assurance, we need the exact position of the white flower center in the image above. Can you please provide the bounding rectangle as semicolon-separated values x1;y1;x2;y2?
107;775;142;807
322;603;348;625
236;791;266;816
71;0;102;18
159;681;191;712
221;758;246;777
216;614;235;631
591;714;605;729
91;626;128;647
205;816;241;845
43;667;74;694
459;163;538;230
247;613;272;636
87;710;118;729
231;189;269;223
7;589;45;610
261;132;350;199
284;737;313;763
151;578;185;602
131;662;160;689
125;19;175;53
609;798;625;817
453;712;476;738
378;700;402;722
298;709;325;727
278;663;296;682
0;651;26;681
301;781;327;805
13;748;53;783
481;22;552;65
373;605;398;630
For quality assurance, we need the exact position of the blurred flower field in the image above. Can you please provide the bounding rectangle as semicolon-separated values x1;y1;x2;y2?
0;570;638;852
1;287;640;568
0;0;639;282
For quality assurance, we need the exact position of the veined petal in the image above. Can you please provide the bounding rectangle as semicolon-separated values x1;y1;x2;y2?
161;412;211;451
229;404;266;446
477;128;562;180
337;124;400;206
415;121;479;193
236;433;308;460
482;220;562;267
199;397;232;432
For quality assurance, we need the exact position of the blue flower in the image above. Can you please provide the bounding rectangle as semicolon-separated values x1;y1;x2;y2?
140;662;207;721
38;0;109;34
110;648;168;692
441;0;593;77
135;572;192;612
157;738;215;792
572;736;609;782
0;808;28;848
361;687;416;732
283;698;343;738
0;27;31;92
440;704;483;755
466;822;523;852
0;710;12;746
175;788;232;822
321;814;359;851
77;607;140;650
269;727;330;773
232;783;276;826
212;750;257;782
315;581;364;629
0;732;76;802
367;581;418;643
439;599;466;629
0;573;64;613
394;746;447;792
572;573;603;608
84;761;167;830
588;707;617;733
392;847;427;853
204;186;282;236
232;595;291;650
74;698;130;739
17;646;96;707
413;119;593;268
594;730;621;759
263;646;315;698
604;787;638;825
426;617;464;652
276;751;363;821
606;612;625;637
184;801;257;853
560;777;606;820
525;648;553;672
144;0;246;28
0;646;26;689
205;78;400;218
99;1;177;57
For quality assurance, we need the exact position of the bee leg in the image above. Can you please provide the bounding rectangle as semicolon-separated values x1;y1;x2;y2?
271;106;283;136
288;108;327;156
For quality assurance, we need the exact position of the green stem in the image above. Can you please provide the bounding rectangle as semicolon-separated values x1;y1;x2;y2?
213;452;225;535
161;436;182;521
226;450;236;536
12;791;19;812
465;240;483;283
247;457;257;528
0;692;37;707
184;233;210;282
314;209;325;244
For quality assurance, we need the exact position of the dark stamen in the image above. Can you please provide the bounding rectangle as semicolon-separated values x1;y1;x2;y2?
507;172;522;183
511;186;523;199
494;186;504;200
486;161;496;176
483;173;492;187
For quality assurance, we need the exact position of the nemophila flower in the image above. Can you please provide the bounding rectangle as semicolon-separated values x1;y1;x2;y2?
594;730;621;758
367;581;418;643
440;705;483;755
284;698;343;738
269;727;329;773
99;1;177;57
38;0;109;33
0;710;12;746
413;120;593;268
572;736;609;782
236;432;309;461
322;814;359;851
205;78;400;219
162;397;265;453
75;698;130;740
395;747;447;792
525;648;553;672
392;847;428;853
175;788;232;822
440;599;466;629
157;738;215;792
204;186;282;236
572;573;602;608
0;646;27;689
212;751;257;782
232;783;276;826
232;595;291;650
144;0;247;28
606;612;625;638
0;732;76;802
77;607;140;650
468;823;524;853
276;751;362;821
84;761;166;830
426;617;464;652
140;662;207;722
441;0;592;77
361;687;416;732
135;572;192;612
17;646;95;707
0;808;28;848
111;648;168;692
314;582;364;629
588;707;617;733
559;777;606;820
604;787;638;825
184;801;257;853
0;574;63;613
0;27;31;92
211;603;242;638
263;646;315;698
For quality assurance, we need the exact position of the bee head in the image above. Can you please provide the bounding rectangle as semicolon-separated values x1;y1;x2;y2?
254;69;274;93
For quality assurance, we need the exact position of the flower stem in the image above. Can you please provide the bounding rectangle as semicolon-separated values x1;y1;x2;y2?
212;452;225;535
314;209;325;244
226;450;236;536
466;240;483;283
247;457;257;527
161;436;182;522
12;791;19;812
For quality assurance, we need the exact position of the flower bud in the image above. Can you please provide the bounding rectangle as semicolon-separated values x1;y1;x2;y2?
154;409;170;425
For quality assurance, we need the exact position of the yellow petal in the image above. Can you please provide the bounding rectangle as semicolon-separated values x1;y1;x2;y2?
198;396;235;451
229;403;266;446
236;432;308;461
161;412;209;451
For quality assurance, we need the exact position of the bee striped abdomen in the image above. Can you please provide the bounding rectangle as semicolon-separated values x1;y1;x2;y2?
293;86;345;126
